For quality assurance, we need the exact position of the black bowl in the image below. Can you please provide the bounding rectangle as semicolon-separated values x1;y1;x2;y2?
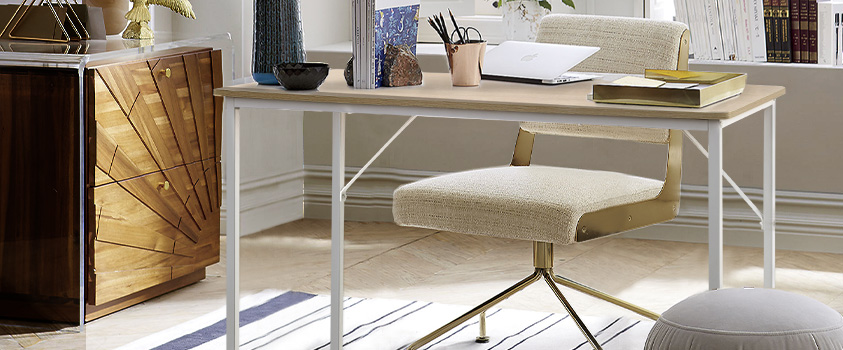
272;62;330;90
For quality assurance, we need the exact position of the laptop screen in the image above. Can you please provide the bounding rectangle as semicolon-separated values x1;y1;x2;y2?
482;41;600;80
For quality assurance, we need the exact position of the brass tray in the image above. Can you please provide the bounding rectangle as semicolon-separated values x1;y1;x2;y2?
592;69;747;108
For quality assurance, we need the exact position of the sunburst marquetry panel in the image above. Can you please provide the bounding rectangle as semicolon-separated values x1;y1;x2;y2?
93;162;219;305
89;49;222;307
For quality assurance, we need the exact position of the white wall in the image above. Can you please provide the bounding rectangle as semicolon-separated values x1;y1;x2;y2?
167;0;348;235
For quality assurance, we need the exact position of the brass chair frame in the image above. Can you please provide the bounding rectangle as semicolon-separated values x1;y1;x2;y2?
407;28;690;350
407;130;682;350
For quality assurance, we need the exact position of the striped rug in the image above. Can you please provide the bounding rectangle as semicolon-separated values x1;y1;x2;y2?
118;290;654;350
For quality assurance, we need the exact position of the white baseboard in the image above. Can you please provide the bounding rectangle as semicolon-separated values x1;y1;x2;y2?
621;187;843;254
220;169;305;236
302;165;843;254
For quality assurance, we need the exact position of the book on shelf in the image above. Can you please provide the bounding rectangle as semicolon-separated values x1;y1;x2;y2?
733;0;751;60
675;0;768;61
686;0;710;59
764;0;776;61
705;0;726;59
780;0;792;62
817;1;843;65
351;0;420;89
699;0;713;59
791;0;802;61
750;0;769;61
809;0;819;62
734;0;757;60
718;0;738;60
801;0;810;61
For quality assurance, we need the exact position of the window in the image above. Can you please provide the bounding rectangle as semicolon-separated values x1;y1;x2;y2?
421;0;652;18
419;0;475;17
417;0;663;44
647;0;676;21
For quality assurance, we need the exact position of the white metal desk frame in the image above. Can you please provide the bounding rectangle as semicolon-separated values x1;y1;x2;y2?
223;97;777;350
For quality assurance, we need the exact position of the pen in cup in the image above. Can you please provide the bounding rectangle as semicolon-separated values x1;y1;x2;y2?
428;9;486;86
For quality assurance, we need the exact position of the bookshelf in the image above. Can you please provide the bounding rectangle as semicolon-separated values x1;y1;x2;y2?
691;58;843;68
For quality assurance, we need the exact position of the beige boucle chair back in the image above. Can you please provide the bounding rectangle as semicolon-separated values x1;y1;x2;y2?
537;14;689;74
520;14;690;144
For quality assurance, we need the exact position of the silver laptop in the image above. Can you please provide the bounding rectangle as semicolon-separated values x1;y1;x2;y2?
481;41;600;85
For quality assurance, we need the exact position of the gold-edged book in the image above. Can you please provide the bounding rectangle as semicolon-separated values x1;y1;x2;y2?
592;69;747;108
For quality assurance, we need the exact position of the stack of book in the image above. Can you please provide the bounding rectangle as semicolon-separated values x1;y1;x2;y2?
817;1;843;65
674;0;768;62
351;0;421;89
761;0;817;63
673;0;832;63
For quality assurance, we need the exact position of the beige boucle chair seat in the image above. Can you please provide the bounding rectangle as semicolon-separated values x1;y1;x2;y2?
393;165;663;245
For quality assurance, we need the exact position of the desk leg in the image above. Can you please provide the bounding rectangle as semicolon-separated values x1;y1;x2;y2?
708;120;723;290
225;104;241;350
331;112;346;350
763;103;776;288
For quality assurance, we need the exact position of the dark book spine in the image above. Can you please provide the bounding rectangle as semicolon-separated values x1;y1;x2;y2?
800;0;810;61
773;0;783;61
781;0;792;62
790;0;801;62
764;0;777;61
809;0;818;63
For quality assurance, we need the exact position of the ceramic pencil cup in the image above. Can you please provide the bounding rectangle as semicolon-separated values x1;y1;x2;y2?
445;40;486;86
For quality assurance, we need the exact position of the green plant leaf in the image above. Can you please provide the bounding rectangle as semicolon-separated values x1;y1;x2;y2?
538;0;552;11
560;0;575;9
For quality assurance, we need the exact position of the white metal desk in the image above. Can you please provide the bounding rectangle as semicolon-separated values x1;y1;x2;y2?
215;70;785;350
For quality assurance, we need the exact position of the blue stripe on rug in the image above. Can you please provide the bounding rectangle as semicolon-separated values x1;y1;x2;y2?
152;291;316;350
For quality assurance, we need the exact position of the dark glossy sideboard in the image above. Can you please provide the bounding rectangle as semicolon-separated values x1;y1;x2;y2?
0;43;223;323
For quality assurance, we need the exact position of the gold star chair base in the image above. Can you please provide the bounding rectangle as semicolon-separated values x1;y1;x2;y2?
406;241;659;350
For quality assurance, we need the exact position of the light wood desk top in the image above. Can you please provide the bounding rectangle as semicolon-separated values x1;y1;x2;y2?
215;70;785;120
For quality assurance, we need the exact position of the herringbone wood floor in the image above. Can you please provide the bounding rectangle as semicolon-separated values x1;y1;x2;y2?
3;219;843;349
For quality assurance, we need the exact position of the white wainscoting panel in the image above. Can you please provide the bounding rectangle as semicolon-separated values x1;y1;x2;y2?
221;169;305;236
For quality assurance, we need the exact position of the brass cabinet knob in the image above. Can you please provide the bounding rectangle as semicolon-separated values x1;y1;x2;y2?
159;181;170;191
161;68;171;78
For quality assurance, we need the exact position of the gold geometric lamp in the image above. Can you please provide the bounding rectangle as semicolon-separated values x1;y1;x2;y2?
123;0;194;39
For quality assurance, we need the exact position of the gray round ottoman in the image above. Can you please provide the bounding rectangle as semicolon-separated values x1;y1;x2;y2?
645;288;843;350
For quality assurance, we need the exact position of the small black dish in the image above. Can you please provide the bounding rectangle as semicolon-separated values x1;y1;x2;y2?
272;62;330;90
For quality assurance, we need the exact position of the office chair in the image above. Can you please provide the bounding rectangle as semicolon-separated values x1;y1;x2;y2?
392;14;690;350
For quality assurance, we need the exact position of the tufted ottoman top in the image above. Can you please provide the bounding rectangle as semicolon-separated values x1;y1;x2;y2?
646;288;843;350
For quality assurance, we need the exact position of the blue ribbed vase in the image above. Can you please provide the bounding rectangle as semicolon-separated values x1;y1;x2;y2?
252;0;306;85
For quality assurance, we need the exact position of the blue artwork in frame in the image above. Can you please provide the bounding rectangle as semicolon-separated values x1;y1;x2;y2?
374;3;420;87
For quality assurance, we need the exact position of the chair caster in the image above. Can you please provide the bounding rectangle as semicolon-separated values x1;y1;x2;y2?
475;336;490;343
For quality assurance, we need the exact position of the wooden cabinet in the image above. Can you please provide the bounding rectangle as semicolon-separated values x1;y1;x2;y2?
0;46;223;322
85;48;223;320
